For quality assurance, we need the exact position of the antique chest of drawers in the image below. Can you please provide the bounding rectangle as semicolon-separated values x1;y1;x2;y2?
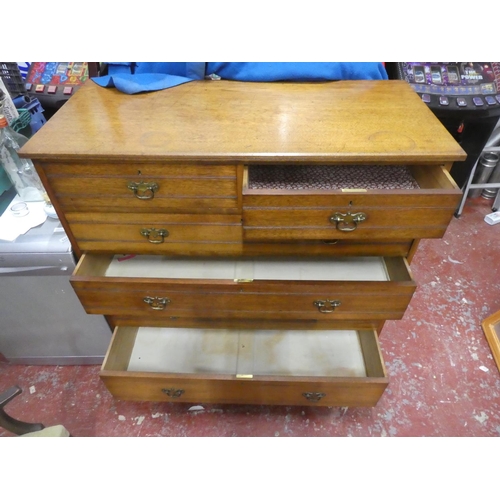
19;79;466;407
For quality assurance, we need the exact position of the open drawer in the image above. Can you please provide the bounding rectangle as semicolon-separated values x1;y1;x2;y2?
100;326;389;406
71;254;416;323
242;164;462;241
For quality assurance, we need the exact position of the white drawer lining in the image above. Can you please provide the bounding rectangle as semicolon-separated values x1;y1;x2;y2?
105;256;389;282
127;327;367;377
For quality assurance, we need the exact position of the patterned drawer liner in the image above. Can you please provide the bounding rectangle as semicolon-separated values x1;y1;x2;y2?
248;165;420;190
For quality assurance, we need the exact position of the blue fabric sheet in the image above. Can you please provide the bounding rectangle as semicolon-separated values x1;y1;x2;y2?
92;62;388;94
92;62;205;94
205;62;388;82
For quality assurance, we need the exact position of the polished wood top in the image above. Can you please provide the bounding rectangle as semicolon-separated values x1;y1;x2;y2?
20;79;466;163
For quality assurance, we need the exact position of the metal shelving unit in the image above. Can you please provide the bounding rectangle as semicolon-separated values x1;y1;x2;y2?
455;147;500;217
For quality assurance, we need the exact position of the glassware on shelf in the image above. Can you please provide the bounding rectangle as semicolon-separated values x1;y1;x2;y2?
0;114;49;203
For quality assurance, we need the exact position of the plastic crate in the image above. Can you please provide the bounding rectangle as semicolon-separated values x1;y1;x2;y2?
0;62;27;97
24;98;46;133
7;98;47;138
10;109;31;137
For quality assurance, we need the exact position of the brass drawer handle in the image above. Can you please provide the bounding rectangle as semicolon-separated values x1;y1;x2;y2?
128;181;159;200
144;296;171;310
302;392;326;402
162;388;184;398
140;228;169;244
313;299;341;313
330;211;367;232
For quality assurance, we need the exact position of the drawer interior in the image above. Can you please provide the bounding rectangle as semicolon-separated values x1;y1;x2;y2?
103;327;386;379
243;164;459;192
105;255;389;281
75;254;410;282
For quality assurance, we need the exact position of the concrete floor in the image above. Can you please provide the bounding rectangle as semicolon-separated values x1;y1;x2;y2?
1;196;500;437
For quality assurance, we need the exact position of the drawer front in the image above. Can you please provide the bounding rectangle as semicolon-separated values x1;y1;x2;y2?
74;282;414;321
41;162;238;213
243;205;459;240
236;240;413;257
67;212;414;255
100;327;389;407
71;254;416;322
101;374;388;407
243;164;461;241
106;316;387;333
66;213;242;254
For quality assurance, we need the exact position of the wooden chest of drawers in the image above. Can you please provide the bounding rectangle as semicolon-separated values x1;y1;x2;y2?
19;79;466;407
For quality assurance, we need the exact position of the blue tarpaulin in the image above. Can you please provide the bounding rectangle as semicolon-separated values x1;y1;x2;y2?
92;62;388;94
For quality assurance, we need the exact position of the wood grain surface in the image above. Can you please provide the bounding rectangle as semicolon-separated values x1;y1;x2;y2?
19;80;466;163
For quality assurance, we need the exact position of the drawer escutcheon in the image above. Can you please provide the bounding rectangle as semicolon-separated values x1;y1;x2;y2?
162;388;185;398
330;212;367;232
302;392;326;402
313;300;341;314
140;228;169;244
128;181;159;200
144;296;171;310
